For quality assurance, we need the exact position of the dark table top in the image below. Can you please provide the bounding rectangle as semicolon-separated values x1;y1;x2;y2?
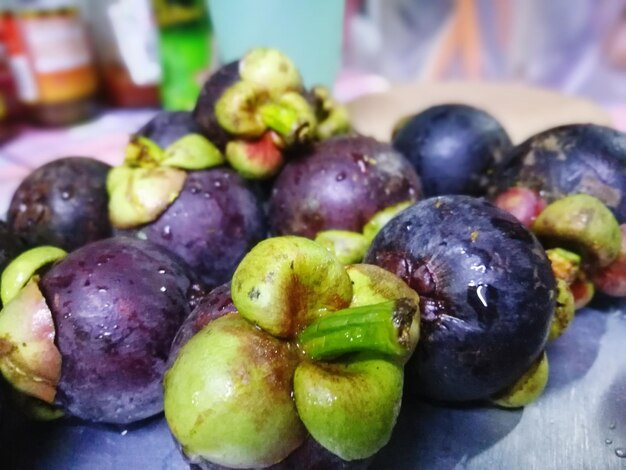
2;298;626;470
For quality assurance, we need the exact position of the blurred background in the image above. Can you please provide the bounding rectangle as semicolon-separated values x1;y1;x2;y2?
1;0;626;161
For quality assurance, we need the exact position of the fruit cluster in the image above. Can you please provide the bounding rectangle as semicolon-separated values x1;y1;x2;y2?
1;49;626;469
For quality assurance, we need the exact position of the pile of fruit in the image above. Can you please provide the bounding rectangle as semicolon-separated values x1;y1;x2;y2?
1;48;626;469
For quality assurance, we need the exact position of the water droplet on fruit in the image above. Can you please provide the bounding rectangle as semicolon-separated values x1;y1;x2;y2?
98;288;107;294
60;188;73;200
120;430;128;436
336;172;346;182
467;284;499;327
615;448;626;458
190;186;200;194
610;422;617;430
158;268;166;274
160;286;167;293
606;439;613;445
161;225;172;240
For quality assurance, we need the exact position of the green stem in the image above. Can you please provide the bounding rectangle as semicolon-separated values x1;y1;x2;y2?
297;298;417;361
1;246;67;306
259;93;315;146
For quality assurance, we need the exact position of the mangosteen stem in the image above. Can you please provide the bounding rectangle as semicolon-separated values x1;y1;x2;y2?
297;298;417;361
258;93;315;145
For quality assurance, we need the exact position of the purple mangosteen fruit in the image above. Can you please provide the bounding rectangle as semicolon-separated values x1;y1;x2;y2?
0;237;200;424
491;124;626;222
393;104;512;197
8;157;111;251
269;135;421;261
365;196;556;403
109;112;267;289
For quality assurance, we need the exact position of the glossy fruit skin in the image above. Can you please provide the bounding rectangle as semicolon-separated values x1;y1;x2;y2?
365;196;555;402
393;104;512;197
169;283;235;362
269;136;422;238
8;157;111;251
193;61;239;150
116;168;266;289
39;237;196;424
490;124;626;222
135;111;205;148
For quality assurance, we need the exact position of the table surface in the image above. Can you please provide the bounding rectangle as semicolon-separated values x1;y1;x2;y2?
1;104;626;470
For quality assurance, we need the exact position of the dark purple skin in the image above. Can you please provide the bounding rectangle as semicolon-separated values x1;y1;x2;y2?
365;196;556;402
168;283;235;363
193;61;240;150
135;111;205;148
269;135;422;238
8;157;112;251
167;285;371;470
116;168;266;289
393;104;512;198
189;436;371;470
490;124;626;222
0;221;23;307
39;237;196;424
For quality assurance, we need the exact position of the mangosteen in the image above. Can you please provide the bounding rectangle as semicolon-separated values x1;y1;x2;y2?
193;48;350;179
392;104;512;197
109;112;267;289
491;124;626;223
8;157;111;251
365;196;556;403
164;236;420;469
269;135;422;241
0;238;200;424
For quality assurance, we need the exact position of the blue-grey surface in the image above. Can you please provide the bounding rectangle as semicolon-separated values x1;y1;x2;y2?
2;301;626;470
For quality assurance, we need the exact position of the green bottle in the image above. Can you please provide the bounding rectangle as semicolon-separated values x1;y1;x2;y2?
153;0;211;110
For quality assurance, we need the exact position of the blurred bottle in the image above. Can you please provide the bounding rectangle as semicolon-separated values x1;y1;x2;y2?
5;0;98;126
0;4;22;138
82;0;160;108
153;0;211;110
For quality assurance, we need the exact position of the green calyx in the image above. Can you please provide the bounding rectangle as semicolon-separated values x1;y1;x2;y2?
297;298;417;361
126;135;224;171
162;134;225;170
215;80;268;137
259;92;317;146
1;246;67;306
532;194;621;269
226;132;284;180
231;236;353;338
310;86;351;140
107;166;186;229
346;263;420;358
363;201;414;243
0;278;62;404
550;279;575;341
239;48;302;99
313;202;414;265
545;248;581;284
112;133;224;228
314;230;369;265
164;313;305;468
293;354;403;461
169;236;419;466
491;352;549;408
